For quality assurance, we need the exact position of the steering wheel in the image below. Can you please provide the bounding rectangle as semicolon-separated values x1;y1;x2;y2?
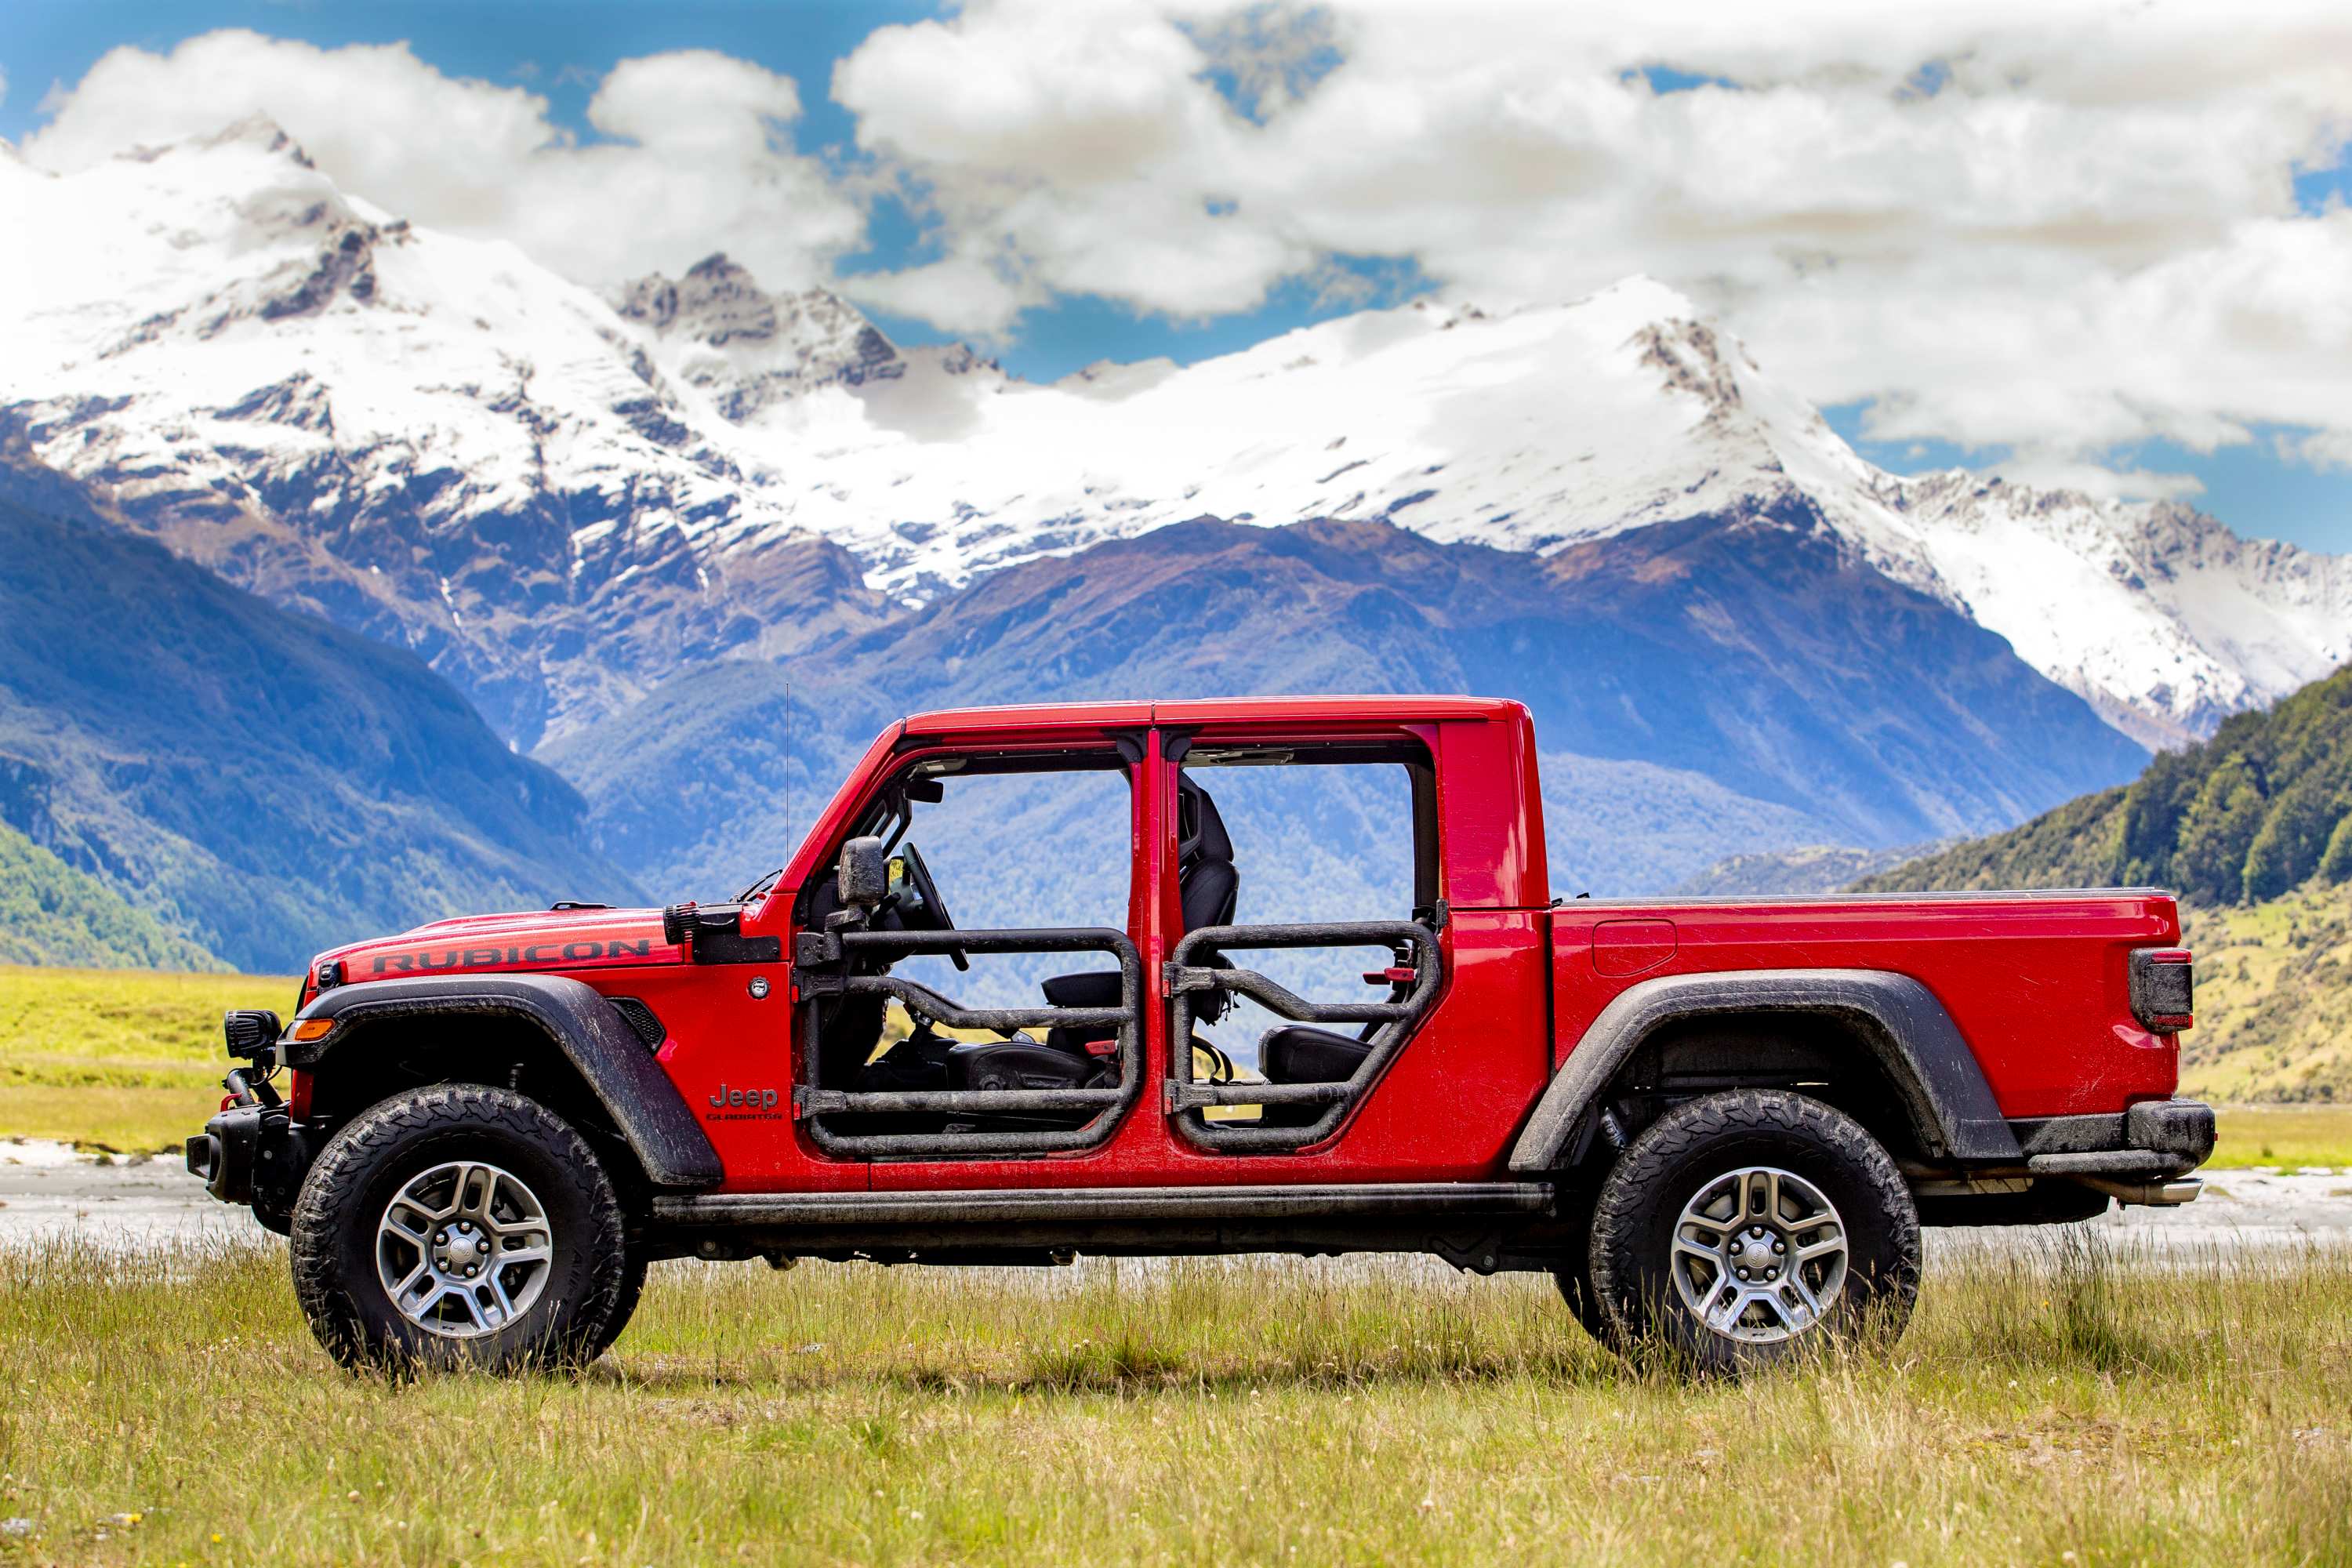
895;840;967;971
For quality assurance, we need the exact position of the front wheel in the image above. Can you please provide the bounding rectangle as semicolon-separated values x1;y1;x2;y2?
1549;1196;1613;1343
1588;1089;1918;1374
289;1084;635;1373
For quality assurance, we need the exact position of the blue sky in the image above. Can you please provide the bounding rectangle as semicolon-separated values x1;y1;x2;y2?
4;2;2348;551
0;1;1430;379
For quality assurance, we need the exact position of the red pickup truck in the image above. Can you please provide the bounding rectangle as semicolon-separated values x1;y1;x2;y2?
191;697;2210;1374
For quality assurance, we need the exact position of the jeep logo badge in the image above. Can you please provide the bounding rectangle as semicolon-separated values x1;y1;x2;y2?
705;1082;783;1120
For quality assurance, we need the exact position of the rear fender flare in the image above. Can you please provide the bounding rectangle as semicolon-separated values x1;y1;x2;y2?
1506;968;2020;1173
285;974;724;1190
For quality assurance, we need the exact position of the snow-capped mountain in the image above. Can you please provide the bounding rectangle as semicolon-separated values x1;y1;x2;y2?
2;120;2344;755
615;253;998;423
1870;475;2352;748
0;120;889;742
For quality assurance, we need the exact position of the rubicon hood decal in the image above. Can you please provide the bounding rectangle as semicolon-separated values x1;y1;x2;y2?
365;934;658;975
319;908;682;981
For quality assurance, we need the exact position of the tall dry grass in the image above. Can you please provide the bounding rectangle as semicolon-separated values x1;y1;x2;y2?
1;1235;2346;1564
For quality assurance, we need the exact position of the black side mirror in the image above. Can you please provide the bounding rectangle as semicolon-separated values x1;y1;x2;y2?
837;836;888;909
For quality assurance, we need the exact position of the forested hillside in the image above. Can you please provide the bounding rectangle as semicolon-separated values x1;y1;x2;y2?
0;822;223;969
0;499;641;972
1860;665;2352;902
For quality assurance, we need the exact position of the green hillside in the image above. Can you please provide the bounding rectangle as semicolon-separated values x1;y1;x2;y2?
0;499;642;972
0;821;221;970
2178;880;2352;1103
1859;664;2352;901
1863;664;2352;1101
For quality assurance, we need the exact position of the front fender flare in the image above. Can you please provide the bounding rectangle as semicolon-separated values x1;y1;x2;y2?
1507;968;2020;1173
286;974;724;1190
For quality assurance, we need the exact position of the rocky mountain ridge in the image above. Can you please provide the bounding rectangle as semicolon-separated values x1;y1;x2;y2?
3;119;2344;759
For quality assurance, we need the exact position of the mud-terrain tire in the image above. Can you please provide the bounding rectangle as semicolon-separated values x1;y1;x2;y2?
1588;1090;1918;1375
289;1084;633;1374
585;1251;650;1360
1550;1199;1613;1343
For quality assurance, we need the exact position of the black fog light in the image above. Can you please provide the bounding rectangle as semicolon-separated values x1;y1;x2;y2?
223;1009;282;1058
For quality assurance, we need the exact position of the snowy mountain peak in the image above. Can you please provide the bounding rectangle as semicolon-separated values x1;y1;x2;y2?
187;113;315;169
618;253;872;354
0;118;2343;756
615;254;916;421
1877;470;2352;746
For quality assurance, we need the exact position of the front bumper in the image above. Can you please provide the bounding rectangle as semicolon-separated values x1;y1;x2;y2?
2011;1098;2216;1207
185;1103;277;1206
186;1078;316;1229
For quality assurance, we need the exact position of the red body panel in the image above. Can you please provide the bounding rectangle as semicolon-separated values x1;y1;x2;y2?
305;695;2185;1192
1548;892;2182;1118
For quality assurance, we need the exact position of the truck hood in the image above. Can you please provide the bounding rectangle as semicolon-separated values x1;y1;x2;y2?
312;906;683;987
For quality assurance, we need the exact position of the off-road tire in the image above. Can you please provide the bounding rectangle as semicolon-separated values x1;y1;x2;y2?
585;1251;650;1360
1588;1089;1918;1375
1550;1198;1613;1343
289;1083;633;1374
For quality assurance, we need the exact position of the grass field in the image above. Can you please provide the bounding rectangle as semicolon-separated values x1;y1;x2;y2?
0;1238;2346;1566
2206;1104;2352;1170
3;963;2350;1165
0;964;294;1152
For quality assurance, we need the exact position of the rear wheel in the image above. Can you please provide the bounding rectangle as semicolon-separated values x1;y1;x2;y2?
1588;1089;1918;1374
289;1083;634;1373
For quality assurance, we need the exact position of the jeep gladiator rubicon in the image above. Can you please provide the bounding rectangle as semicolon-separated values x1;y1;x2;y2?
191;697;2212;1374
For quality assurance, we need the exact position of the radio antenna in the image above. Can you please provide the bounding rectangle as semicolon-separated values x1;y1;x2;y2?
790;677;800;888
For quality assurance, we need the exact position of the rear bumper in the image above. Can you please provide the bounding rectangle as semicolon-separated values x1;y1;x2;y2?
2010;1098;2216;1206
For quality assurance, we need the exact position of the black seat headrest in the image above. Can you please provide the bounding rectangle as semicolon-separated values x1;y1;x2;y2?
1178;772;1233;872
1177;774;1238;939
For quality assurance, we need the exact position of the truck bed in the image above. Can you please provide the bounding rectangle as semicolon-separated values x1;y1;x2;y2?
1548;887;2182;1119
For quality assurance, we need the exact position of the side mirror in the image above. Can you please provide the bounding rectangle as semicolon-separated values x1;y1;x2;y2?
837;835;888;910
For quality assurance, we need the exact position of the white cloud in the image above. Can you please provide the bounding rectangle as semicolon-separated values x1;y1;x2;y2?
22;31;861;289
1983;457;2206;506
831;0;2352;468
2283;428;2352;472
18;6;2352;488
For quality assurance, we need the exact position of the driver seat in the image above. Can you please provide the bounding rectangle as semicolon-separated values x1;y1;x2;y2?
1037;773;1238;1049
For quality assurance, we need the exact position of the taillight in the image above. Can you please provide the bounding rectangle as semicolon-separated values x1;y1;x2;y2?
2129;947;2194;1032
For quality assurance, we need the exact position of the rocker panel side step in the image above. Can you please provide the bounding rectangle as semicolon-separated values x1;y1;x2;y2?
653;1181;1554;1229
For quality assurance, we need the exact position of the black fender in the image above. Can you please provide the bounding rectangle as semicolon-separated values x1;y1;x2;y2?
285;974;724;1190
1506;968;2021;1173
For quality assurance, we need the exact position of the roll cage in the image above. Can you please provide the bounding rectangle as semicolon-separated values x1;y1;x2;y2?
785;722;1449;1161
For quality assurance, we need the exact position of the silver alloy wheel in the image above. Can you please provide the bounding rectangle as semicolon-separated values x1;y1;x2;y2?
375;1160;554;1338
1669;1164;1848;1345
